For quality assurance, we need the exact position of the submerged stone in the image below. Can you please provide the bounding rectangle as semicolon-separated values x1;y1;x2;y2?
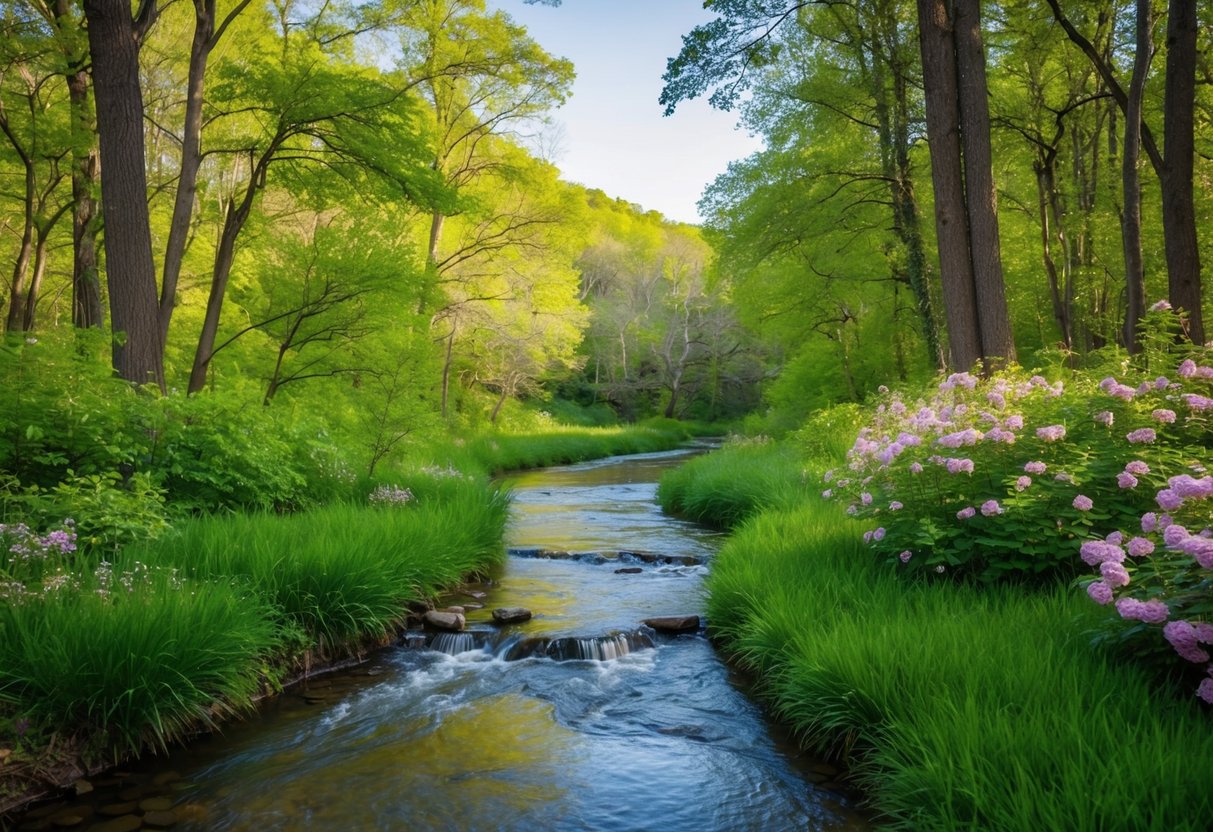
642;615;700;633
48;813;86;828
142;809;179;828
491;607;533;624
614;567;643;574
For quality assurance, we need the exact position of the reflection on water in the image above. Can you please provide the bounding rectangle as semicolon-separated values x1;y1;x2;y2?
37;447;869;832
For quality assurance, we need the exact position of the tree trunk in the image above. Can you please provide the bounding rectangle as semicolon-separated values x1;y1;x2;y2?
66;67;103;329
159;0;215;342
953;0;1015;368
876;39;943;371
4;162;35;333
490;384;509;424
1034;157;1071;350
51;0;104;330
82;0;165;389
1161;0;1202;342
915;0;981;372
440;321;456;418
22;220;59;330
187;180;257;393
1121;0;1151;353
419;210;446;315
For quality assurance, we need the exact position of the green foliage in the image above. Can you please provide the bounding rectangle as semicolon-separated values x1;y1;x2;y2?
707;500;1213;831
0;332;152;486
656;437;809;529
0;568;282;756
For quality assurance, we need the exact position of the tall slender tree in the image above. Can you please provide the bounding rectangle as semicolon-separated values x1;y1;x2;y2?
81;0;164;388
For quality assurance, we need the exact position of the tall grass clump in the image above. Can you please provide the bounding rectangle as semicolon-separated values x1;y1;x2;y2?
0;567;281;756
124;476;509;650
657;437;810;530
709;499;1213;830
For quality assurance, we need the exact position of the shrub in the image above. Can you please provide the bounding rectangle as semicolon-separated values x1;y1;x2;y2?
1;473;169;556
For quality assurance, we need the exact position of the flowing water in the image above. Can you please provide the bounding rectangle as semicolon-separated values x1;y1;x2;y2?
20;447;869;832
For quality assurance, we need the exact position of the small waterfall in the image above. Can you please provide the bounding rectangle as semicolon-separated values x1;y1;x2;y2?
427;631;486;655
549;632;653;661
500;629;655;662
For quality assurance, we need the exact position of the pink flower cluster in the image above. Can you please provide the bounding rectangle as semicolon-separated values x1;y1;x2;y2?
832;334;1213;705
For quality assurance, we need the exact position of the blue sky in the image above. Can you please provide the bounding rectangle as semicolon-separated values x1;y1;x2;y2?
490;0;763;224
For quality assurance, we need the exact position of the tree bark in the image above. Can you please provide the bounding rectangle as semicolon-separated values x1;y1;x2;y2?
915;0;982;372
1121;0;1151;353
82;0;165;389
1161;0;1202;342
953;0;1015;368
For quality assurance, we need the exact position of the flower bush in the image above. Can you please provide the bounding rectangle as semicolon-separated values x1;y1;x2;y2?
829;306;1211;702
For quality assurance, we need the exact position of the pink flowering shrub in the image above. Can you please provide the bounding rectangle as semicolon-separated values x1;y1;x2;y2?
828;305;1213;702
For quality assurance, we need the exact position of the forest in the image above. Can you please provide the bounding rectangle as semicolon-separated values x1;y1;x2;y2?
1;0;1212;828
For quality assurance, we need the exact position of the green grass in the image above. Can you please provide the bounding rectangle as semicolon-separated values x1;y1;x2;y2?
0;569;281;756
707;498;1213;830
124;477;509;650
657;439;810;529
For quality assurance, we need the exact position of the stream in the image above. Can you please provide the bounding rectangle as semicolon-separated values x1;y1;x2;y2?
17;447;869;832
